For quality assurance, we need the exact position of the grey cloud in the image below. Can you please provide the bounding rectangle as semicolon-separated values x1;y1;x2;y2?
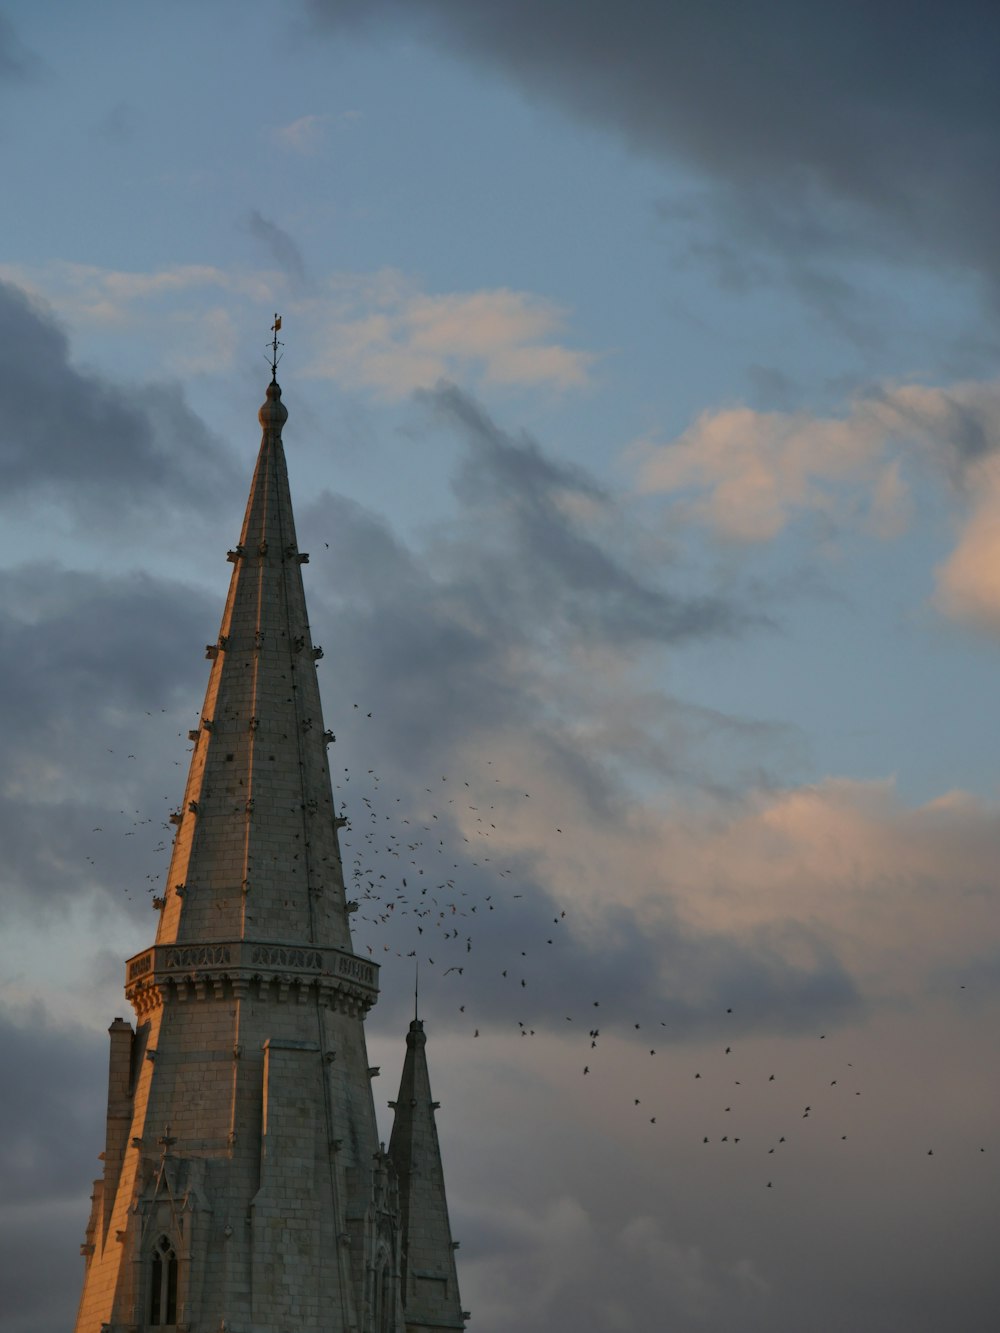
0;11;40;82
352;864;858;1161
745;364;798;411
857;379;1000;488
936;326;1000;382
297;388;778;839
247;209;308;290
0;1203;89;1333
923;394;999;476
0;564;211;718
349;812;862;1045
423;383;752;649
0;564;215;916
0;1005;106;1332
309;1;1000;297
301;491;519;776
0;1006;105;1205
0;280;238;521
95;100;140;143
289;391;849;1049
656;187;895;351
453;1160;999;1333
456;1208;771;1332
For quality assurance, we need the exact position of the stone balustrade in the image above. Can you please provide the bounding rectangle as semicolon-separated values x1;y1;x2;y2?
124;939;379;1016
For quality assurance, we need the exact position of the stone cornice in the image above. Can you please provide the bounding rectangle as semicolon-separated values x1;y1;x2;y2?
125;940;379;1017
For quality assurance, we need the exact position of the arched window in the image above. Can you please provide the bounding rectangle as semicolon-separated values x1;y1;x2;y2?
150;1235;178;1325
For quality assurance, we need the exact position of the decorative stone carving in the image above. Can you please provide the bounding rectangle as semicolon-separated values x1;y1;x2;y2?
128;951;153;980
165;945;232;969
250;944;323;969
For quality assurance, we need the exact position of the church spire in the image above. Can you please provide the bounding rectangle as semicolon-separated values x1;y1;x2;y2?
151;366;353;953
75;356;467;1332
388;1020;467;1331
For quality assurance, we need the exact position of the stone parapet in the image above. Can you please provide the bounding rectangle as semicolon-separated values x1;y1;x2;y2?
125;940;379;1017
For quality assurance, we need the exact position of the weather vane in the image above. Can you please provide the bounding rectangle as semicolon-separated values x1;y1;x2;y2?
268;313;283;380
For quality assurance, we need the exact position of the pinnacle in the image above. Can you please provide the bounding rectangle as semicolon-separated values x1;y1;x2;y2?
389;1020;465;1329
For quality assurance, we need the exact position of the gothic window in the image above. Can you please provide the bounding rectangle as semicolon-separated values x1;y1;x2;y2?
149;1234;178;1325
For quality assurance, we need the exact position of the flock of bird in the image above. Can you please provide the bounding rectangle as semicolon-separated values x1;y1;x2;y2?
80;697;988;1190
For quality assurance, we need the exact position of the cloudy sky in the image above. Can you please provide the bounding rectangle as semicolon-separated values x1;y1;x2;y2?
2;3;1000;1329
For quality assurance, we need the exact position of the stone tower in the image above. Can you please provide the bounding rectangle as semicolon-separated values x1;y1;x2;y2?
74;373;467;1333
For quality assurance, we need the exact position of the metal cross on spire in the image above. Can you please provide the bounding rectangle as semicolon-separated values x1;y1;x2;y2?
268;313;283;380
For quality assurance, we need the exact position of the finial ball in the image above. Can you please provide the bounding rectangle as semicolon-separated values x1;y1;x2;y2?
258;379;288;431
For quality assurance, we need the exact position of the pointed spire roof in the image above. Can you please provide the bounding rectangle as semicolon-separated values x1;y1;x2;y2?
388;1020;466;1331
153;375;353;952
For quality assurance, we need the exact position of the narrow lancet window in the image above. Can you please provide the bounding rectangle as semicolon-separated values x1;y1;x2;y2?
150;1235;178;1325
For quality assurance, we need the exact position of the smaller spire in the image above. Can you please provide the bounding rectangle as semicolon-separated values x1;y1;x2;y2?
388;1020;466;1330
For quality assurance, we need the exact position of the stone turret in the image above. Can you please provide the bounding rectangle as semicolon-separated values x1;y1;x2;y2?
388;1021;466;1331
72;367;465;1333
